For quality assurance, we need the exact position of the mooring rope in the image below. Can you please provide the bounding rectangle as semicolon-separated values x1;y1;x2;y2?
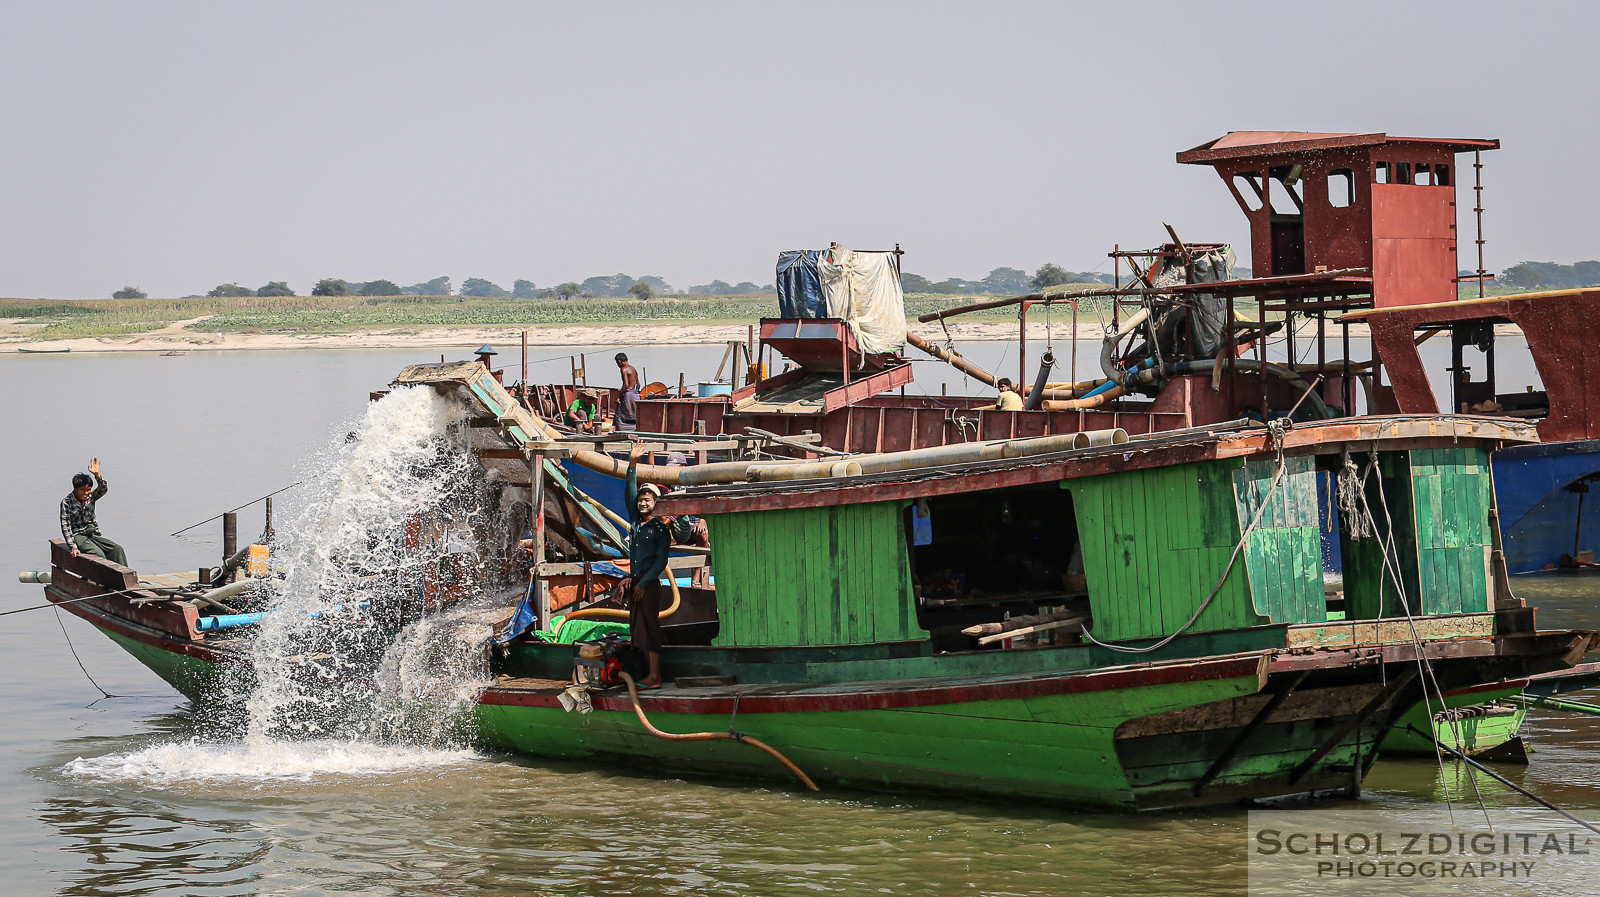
53;607;123;701
1354;449;1488;826
171;482;302;537
1;584;154;618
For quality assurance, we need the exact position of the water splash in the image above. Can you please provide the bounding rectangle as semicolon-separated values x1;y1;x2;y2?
63;739;478;786
242;385;494;745
69;386;514;785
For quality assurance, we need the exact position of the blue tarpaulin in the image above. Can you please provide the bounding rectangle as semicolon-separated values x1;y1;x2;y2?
495;561;633;644
776;250;826;318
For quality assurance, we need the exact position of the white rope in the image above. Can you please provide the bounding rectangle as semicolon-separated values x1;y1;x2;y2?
1353;450;1490;827
1083;417;1293;654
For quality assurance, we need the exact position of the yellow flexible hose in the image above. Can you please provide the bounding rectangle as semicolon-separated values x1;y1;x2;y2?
619;671;819;791
552;571;682;634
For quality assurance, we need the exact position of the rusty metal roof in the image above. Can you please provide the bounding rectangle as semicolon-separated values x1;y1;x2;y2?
1178;131;1499;164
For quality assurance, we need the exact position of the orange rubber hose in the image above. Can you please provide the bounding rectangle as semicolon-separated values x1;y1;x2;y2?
619;671;819;791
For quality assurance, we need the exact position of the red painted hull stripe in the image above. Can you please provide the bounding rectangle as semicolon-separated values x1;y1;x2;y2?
479;654;1271;714
48;590;233;665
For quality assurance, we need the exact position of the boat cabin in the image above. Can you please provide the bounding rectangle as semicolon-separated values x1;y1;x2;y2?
662;418;1527;657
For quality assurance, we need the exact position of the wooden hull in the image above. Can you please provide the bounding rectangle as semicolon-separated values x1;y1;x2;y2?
40;538;1597;811
475;628;1591;810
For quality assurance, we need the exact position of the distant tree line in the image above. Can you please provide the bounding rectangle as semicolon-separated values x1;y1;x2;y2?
900;265;1115;296
1498;260;1600;290
122;263;1123;302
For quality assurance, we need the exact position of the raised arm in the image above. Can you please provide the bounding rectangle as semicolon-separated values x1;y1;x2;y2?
89;457;107;499
626;441;645;524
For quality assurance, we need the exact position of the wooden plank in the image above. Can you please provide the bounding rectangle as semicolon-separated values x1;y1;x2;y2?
1285;612;1495;648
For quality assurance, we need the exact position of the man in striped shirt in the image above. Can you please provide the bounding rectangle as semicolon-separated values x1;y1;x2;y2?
60;457;127;566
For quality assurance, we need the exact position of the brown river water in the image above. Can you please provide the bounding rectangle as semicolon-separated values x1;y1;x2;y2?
0;346;1594;896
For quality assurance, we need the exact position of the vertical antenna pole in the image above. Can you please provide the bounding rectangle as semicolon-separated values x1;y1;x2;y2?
1474;150;1487;300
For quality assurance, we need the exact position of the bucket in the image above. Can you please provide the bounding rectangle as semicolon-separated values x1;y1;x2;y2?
696;382;732;397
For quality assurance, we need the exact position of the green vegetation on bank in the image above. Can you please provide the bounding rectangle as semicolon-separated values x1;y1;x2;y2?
22;257;1598;342
2;290;1115;341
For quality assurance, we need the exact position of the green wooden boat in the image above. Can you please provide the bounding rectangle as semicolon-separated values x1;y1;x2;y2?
16;347;70;353
37;362;1598;812
411;363;1595;809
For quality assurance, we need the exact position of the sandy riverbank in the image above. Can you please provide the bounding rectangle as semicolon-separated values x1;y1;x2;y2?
1;319;1118;354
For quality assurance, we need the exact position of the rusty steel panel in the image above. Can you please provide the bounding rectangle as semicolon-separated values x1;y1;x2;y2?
1352;290;1600;442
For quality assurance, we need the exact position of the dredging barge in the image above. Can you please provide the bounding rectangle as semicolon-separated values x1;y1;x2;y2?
34;355;1599;810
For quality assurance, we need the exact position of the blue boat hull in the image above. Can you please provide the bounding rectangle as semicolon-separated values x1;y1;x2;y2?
1492;438;1600;573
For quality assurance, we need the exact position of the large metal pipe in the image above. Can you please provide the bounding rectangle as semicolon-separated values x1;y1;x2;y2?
1024;351;1054;411
17;571;50;584
1041;385;1126;411
851;440;1010;474
904;332;998;386
997;430;1115;458
1100;307;1150;383
744;460;864;482
202;579;254;605
846;428;1128;475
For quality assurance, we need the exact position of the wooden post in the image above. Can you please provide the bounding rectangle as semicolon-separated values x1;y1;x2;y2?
693;419;708;465
264;497;275;543
222;512;238;583
530;455;550;631
678;372;686;397
521;330;528;391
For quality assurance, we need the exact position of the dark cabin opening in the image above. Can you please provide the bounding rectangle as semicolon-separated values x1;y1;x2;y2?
1449;320;1499;412
907;484;1088;652
1268;164;1306;275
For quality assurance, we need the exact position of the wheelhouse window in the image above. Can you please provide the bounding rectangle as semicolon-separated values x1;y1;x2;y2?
1233;172;1265;211
1268;164;1305;216
1328;169;1355;208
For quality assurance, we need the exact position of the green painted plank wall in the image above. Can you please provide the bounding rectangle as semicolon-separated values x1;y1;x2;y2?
1409;447;1493;615
1340;452;1419;620
1065;459;1270;642
1232;455;1327;625
704;501;918;647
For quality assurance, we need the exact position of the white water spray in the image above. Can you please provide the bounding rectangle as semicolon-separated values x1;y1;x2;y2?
70;387;517;785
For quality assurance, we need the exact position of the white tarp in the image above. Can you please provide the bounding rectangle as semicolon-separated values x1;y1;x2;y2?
816;248;907;354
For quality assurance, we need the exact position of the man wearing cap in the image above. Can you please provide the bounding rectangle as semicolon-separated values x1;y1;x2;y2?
624;441;672;688
566;388;600;434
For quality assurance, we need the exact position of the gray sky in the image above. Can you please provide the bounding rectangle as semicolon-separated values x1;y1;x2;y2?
3;1;1596;299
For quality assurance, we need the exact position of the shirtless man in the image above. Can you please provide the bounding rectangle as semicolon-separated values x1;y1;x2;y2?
616;353;641;432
